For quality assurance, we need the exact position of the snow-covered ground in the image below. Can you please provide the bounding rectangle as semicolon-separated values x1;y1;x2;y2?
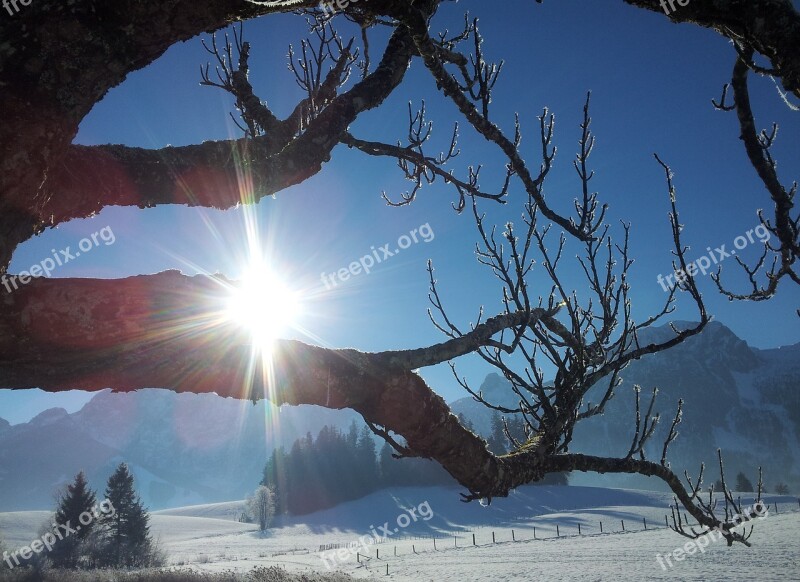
1;486;798;580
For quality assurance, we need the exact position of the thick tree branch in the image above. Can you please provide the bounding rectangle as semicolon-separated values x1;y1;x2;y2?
6;23;417;256
0;0;322;267
0;272;506;498
622;0;800;98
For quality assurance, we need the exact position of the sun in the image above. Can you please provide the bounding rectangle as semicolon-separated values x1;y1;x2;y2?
225;265;299;353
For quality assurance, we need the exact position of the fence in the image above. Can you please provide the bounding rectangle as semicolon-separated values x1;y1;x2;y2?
339;499;800;576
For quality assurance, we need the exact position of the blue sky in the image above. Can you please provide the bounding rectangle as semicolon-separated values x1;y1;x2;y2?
2;0;798;424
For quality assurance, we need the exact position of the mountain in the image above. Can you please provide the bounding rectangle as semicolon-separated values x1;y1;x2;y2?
0;390;360;511
450;373;519;436
452;321;800;492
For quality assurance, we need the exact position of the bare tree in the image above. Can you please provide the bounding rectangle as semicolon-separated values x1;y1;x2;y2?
247;486;276;531
1;0;796;550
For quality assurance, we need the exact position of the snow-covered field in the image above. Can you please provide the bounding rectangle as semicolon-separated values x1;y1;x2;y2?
2;486;798;581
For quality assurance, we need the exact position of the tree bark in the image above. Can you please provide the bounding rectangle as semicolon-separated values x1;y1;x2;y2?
0;272;513;498
0;0;319;268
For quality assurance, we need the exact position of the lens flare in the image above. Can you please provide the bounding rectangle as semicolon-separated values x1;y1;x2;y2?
225;265;299;355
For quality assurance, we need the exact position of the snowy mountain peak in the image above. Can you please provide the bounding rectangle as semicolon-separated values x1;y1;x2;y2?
635;320;759;372
28;407;70;427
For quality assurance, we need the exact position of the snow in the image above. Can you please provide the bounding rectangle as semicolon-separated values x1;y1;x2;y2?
2;486;798;580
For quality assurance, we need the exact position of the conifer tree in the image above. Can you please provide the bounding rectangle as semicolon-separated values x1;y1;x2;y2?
487;413;507;454
100;463;153;568
735;472;755;492
261;448;288;515
51;471;97;568
379;442;397;484
457;413;475;433
356;424;378;493
346;421;359;449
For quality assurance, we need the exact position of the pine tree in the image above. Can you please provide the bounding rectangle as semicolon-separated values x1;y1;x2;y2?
346;420;359;449
99;463;154;568
487;413;507;454
735;472;755;492
261;448;288;515
506;416;528;446
379;441;400;485
51;471;97;568
457;413;475;433
356;425;378;494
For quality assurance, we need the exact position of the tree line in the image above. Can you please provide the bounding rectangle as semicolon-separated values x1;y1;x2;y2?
261;421;456;515
261;417;568;516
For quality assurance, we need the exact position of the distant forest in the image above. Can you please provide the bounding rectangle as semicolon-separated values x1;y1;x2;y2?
261;417;568;515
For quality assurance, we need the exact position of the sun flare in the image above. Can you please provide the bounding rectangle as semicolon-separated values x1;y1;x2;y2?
225;265;299;353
